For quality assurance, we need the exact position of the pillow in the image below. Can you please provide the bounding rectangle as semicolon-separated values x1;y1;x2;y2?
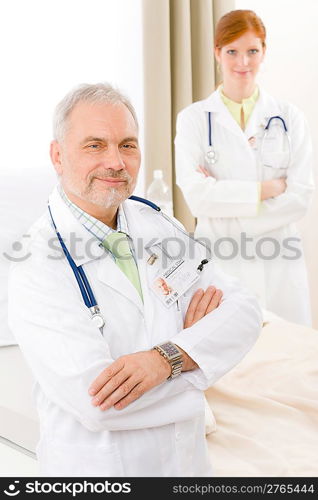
0;166;57;346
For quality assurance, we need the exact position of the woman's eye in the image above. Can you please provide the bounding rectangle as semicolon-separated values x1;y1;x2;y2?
249;49;259;54
227;50;236;55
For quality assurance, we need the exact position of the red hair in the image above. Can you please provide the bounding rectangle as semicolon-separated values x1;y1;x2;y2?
215;10;266;49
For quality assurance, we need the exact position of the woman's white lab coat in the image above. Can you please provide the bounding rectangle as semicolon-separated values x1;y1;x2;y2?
8;187;262;477
175;87;314;326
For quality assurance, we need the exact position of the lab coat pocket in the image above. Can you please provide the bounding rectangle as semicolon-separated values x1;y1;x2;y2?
261;151;289;170
38;439;124;477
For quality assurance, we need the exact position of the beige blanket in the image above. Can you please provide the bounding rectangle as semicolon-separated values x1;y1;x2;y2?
205;314;318;477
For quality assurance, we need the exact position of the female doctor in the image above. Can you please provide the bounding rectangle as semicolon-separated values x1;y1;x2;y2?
175;9;314;326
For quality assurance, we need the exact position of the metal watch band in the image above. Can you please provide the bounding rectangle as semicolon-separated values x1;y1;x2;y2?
153;342;183;380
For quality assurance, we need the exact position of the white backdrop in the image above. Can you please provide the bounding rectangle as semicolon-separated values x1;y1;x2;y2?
0;0;145;193
235;0;318;327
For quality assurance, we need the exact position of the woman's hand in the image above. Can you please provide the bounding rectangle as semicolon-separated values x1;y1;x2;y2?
197;167;287;201
260;178;287;200
196;165;214;177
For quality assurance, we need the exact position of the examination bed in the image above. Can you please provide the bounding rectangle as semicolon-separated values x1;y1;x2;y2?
206;312;318;477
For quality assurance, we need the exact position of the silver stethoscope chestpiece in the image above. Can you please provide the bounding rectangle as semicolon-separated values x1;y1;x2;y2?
90;306;105;329
91;313;105;329
205;147;217;164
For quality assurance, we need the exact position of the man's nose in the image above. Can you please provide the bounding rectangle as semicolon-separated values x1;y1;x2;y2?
102;146;125;170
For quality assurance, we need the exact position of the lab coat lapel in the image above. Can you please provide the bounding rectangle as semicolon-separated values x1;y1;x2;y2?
244;88;283;140
48;187;105;266
48;187;144;313
204;87;283;141
97;252;144;313
123;200;165;334
203;89;244;139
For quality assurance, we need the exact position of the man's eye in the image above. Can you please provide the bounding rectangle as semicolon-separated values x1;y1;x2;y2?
121;144;135;149
87;144;101;149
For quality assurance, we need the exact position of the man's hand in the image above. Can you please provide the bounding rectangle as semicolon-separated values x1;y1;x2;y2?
179;286;223;371
88;350;171;411
184;286;223;329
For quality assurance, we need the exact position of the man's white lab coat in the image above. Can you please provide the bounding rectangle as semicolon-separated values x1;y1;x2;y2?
8;187;262;476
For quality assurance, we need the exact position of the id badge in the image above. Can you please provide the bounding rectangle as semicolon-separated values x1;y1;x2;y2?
151;258;200;308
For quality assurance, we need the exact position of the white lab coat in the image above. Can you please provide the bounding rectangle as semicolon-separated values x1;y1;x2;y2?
175;87;314;326
8;187;262;477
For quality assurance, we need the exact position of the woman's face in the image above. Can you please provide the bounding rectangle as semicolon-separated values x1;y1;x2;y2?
215;31;265;87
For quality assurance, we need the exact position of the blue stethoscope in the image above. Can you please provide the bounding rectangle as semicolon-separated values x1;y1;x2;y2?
205;112;292;169
48;197;211;335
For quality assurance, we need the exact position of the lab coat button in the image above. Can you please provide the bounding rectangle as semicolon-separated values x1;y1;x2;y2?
176;432;182;440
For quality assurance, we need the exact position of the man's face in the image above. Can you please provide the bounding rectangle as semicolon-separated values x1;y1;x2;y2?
156;278;171;295
50;100;140;210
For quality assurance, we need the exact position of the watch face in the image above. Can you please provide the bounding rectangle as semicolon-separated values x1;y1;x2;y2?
161;342;179;357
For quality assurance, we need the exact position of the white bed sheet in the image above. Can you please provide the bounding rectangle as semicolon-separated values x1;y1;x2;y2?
0;346;39;453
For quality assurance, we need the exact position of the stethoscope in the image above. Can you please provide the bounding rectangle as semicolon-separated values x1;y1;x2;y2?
260;116;291;169
205;112;292;169
48;197;211;336
205;111;217;164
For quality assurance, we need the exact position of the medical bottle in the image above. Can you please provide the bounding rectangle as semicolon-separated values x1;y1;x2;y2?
146;169;173;216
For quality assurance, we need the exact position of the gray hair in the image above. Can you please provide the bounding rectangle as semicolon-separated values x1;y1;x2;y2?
53;82;138;142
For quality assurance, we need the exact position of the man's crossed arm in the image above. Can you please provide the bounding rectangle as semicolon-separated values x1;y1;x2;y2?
88;286;223;411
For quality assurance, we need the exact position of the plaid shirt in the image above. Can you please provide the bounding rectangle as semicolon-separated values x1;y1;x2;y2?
58;185;133;258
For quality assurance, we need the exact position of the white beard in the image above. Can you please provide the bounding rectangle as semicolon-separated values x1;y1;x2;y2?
83;184;131;208
62;172;133;209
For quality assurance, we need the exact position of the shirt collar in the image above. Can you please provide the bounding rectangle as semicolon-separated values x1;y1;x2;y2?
219;85;259;127
57;184;130;242
220;85;259;109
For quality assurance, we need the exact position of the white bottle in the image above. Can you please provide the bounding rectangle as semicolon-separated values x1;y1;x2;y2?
146;169;173;217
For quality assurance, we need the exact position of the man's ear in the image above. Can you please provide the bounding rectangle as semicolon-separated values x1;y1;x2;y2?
50;140;63;176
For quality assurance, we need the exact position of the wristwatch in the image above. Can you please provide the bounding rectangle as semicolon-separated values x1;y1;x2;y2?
153;341;183;379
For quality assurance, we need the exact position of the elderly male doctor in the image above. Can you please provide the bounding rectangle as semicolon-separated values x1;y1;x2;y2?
8;83;262;477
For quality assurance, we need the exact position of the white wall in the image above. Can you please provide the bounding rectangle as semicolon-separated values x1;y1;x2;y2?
0;0;145;194
235;0;318;327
